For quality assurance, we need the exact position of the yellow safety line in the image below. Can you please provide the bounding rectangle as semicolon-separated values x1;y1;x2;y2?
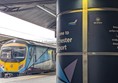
82;0;88;83
20;75;47;80
4;75;48;82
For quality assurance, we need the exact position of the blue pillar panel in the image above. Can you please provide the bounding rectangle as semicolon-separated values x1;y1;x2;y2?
88;9;118;83
88;11;118;52
88;55;118;83
57;0;118;83
57;55;82;83
57;12;82;53
88;0;118;8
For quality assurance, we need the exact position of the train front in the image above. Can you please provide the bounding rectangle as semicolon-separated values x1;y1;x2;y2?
0;42;27;77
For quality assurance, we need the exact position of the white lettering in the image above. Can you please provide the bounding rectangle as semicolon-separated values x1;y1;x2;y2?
58;38;72;43
58;45;67;51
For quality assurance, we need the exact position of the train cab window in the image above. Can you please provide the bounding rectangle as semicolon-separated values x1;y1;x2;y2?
0;46;26;62
0;50;12;59
12;47;26;60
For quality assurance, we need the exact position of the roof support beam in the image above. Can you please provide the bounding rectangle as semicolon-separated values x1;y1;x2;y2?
36;5;56;17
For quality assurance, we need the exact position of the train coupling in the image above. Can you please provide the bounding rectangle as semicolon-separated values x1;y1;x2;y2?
4;73;13;78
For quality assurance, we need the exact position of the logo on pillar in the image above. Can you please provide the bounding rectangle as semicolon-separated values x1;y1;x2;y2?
68;19;78;26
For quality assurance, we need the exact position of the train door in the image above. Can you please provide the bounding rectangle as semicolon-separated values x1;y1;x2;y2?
30;47;36;67
52;50;56;62
51;49;56;70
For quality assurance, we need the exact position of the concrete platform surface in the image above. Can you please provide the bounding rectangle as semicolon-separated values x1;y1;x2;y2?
0;72;56;83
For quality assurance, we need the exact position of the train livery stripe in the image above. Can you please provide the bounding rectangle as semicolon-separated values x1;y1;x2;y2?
26;47;33;68
35;53;51;64
0;60;4;72
19;46;28;73
2;43;26;47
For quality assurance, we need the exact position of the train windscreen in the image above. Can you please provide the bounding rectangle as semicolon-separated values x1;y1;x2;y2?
0;46;26;62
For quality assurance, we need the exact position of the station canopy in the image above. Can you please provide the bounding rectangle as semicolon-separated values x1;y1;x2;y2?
0;0;56;44
0;0;56;31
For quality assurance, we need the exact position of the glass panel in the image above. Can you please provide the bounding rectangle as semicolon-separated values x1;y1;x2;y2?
0;46;26;62
12;47;26;60
1;50;12;59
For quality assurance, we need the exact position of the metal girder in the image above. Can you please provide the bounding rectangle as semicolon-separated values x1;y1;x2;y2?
36;5;56;17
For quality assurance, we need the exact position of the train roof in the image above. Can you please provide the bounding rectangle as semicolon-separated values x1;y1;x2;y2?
4;39;56;49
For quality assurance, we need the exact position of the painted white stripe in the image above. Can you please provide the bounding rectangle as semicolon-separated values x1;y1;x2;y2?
88;52;118;56
57;52;82;55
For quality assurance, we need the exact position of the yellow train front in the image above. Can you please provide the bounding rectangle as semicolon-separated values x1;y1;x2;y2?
0;39;56;77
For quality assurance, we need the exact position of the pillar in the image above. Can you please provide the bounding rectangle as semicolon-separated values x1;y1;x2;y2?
57;0;118;83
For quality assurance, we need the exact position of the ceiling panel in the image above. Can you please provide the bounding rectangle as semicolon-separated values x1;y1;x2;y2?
0;0;55;4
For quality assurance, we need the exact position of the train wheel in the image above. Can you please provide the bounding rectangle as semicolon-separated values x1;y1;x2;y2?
26;71;32;75
43;71;49;73
0;72;4;78
4;73;13;78
13;73;19;77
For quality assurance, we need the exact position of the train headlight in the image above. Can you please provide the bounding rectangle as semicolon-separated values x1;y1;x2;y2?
19;64;24;70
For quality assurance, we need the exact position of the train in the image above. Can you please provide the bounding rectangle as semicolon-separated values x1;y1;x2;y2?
0;39;56;77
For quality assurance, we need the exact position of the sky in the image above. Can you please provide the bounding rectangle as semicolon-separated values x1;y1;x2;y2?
0;12;56;44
